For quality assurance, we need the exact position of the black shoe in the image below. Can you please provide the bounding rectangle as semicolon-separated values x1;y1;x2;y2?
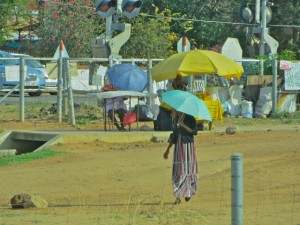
174;198;181;205
185;197;191;202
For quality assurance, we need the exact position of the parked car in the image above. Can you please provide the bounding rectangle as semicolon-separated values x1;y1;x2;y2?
0;50;46;96
10;53;58;95
10;53;49;79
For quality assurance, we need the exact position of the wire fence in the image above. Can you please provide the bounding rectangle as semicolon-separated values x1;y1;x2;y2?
1;56;300;125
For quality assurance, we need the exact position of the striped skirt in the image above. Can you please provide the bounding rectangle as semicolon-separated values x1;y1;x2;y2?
172;134;199;198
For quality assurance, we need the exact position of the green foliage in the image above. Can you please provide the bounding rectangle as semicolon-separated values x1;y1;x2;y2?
2;0;300;60
121;8;174;58
35;0;103;57
257;49;297;75
0;0;32;45
271;1;300;53
76;117;89;125
142;0;241;50
0;149;65;167
0;0;43;54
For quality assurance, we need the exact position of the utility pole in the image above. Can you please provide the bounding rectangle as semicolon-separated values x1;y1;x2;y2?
259;0;266;55
240;1;279;115
259;0;279;115
92;0;142;61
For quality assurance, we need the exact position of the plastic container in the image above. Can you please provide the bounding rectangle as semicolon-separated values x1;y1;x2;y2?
240;100;253;118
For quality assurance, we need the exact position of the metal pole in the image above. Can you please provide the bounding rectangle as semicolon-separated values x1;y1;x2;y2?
62;57;67;116
259;59;264;75
255;0;261;23
258;0;278;115
106;16;113;37
109;57;113;68
259;0;267;56
57;54;63;123
147;59;153;107
231;153;243;225
182;36;193;92
66;59;75;125
271;56;278;115
19;58;25;122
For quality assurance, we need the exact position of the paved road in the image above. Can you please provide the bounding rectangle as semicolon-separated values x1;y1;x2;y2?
0;93;98;106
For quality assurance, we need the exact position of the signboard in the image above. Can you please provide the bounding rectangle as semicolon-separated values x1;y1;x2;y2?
53;41;69;58
193;80;206;92
221;37;242;61
193;75;206;92
284;62;300;90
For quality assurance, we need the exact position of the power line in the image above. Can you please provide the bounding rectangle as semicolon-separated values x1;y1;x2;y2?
142;14;300;29
37;1;300;29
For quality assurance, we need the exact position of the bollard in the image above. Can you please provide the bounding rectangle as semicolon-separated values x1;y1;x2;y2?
231;153;243;225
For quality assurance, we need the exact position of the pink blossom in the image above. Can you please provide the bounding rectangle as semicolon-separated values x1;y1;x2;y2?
28;2;36;10
53;12;59;20
210;45;220;52
51;36;56;42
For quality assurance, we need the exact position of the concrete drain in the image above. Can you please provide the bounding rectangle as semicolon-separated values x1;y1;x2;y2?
0;131;60;156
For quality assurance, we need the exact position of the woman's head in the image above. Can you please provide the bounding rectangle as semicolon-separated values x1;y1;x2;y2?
174;74;183;83
172;75;187;90
171;108;183;117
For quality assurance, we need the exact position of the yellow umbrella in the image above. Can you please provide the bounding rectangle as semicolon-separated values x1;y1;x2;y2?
152;50;244;82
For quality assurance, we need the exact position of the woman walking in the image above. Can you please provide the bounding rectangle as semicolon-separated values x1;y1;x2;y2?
163;109;199;204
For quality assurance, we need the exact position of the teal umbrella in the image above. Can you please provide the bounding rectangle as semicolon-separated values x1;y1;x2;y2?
162;90;212;121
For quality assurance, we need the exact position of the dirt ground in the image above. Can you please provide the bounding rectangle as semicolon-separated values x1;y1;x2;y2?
0;119;300;225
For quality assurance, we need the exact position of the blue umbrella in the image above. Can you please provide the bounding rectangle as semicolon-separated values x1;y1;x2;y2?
162;90;212;121
107;64;148;92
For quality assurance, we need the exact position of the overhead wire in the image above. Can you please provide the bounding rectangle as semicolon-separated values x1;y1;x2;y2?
38;1;300;29
141;13;300;29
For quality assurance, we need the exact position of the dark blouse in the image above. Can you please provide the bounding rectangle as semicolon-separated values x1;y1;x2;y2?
169;114;198;144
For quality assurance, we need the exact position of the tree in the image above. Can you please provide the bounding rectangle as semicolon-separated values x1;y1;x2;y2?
35;0;103;57
270;0;300;56
141;0;242;51
0;0;36;47
3;0;300;60
120;7;175;59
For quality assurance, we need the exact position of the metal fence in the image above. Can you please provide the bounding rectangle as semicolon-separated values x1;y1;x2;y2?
0;56;299;125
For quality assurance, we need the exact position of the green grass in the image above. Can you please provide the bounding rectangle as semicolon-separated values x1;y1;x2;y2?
0;149;65;167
